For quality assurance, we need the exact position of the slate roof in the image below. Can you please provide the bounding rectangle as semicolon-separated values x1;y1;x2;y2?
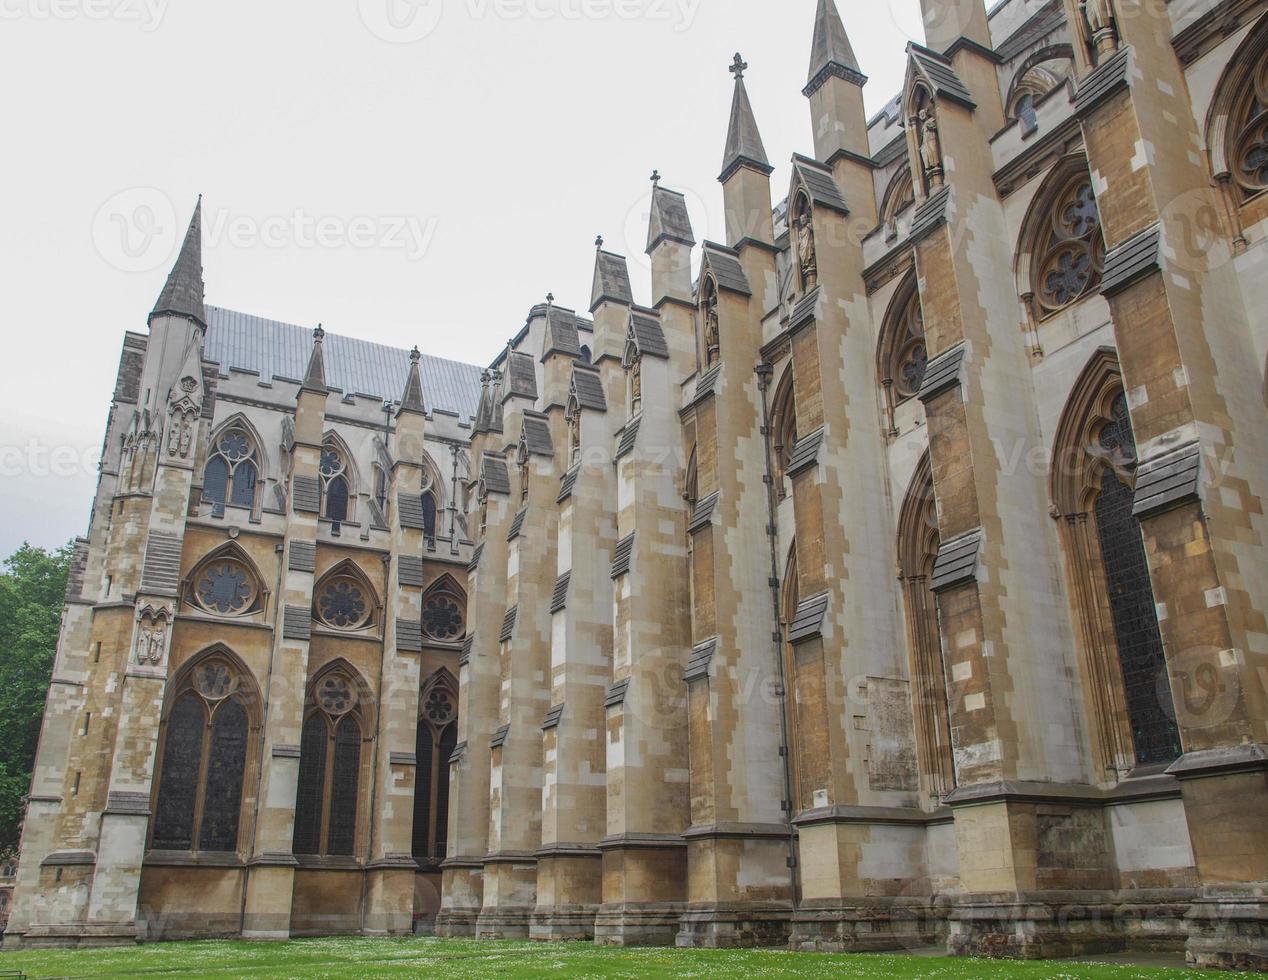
702;244;752;296
792;156;849;215
592;251;634;309
204;306;484;419
629;311;670;359
647;184;696;253
571;365;607;412
505;351;539;400
522;414;554;457
544;306;582;359
908;44;975;108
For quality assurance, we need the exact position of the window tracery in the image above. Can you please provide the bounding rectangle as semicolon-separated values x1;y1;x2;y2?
320;438;352;525
1030;170;1104;317
202;425;260;516
421;575;466;643
412;672;458;861
1229;55;1268;200
187;549;264;619
879;274;929;428
293;665;368;857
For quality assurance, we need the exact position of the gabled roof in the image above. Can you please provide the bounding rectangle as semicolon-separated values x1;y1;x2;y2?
628;310;670;360
791;155;849;215
907;43;975;108
571;364;607;412
543;305;582;360
592;250;634;310
647;183;696;254
505;351;538;400
701;242;752;296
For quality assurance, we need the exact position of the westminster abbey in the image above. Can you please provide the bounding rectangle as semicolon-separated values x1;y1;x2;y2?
9;0;1268;969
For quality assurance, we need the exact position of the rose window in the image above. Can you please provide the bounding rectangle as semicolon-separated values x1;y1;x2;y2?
194;561;257;616
424;689;454;726
1034;176;1103;316
194;660;238;701
317;674;357;716
1232;60;1268;198
218;430;252;463
316;576;370;630
422;594;464;642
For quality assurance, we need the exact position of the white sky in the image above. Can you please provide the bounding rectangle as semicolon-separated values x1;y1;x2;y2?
0;0;926;557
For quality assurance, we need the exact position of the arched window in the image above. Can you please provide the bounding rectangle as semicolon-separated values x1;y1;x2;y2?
1021;159;1105;319
770;369;797;498
373;464;389;516
579;344;592;365
151;650;258;853
412;673;458;861
878;273;928;427
1051;350;1182;774
421;575;466;644
879;168;915;242
1224;40;1268;200
320;437;354;526
203;424;260;516
780;545;804;813
185;545;266;619
312;561;378;632
293;664;369;857
422;489;438;545
1004;52;1072;137
897;456;955;801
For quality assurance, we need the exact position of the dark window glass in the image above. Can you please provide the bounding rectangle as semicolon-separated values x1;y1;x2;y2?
153;694;205;850
292;713;328;855
422;491;438;541
203;456;229;514
327;716;361;856
326;476;349;523
412;721;434;860
230;460;257;509
199;699;248;851
1017;93;1038;134
580;345;592;364
1095;396;1181;766
435;723;457;859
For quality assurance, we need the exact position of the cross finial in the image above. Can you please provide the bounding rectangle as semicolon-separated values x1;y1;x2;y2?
313;324;325;342
410;345;421;363
546;292;555;305
595;235;604;250
730;53;747;80
651;169;661;185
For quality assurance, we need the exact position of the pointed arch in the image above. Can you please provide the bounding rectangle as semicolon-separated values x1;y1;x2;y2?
878;271;928;423
312;559;381;632
1051;349;1181;774
896;455;955;801
779;542;803;813
319;431;358;524
294;658;374;857
770;365;797;498
203;414;267;516
879;167;915;241
1207;15;1268;196
699;274;720;370
413;667;459;861
1003;45;1074;134
1015;153;1105;319
183;542;269;619
421;574;466;644
151;644;262;854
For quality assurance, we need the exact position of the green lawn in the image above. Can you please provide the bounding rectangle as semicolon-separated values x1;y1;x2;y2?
0;937;1230;979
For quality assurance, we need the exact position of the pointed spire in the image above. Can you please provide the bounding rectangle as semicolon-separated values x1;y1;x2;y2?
488;370;505;433
398;346;426;417
474;370;493;434
151;196;206;329
721;53;772;183
301;325;328;395
805;0;866;97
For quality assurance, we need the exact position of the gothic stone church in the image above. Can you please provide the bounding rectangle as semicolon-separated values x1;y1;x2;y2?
10;0;1268;969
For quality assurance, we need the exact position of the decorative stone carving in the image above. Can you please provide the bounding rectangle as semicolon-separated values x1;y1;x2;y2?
794;203;817;289
630;354;642;405
1081;0;1118;60
703;286;720;368
134;605;173;666
917;108;944;188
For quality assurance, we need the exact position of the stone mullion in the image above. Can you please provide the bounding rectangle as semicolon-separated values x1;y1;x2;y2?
438;478;511;938
241;392;326;940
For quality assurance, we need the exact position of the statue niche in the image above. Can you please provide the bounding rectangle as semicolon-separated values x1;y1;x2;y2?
793;194;818;290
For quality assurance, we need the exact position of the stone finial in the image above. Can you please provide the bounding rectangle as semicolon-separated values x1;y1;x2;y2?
651;169;661;185
730;53;748;80
410;345;421;363
595;235;604;250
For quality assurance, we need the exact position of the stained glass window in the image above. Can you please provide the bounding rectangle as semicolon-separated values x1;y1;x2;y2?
422;592;464;642
152;694;205;850
1034;174;1104;316
422;491;438;543
1231;57;1268;198
412;721;434;860
292;712;328;856
316;576;370;630
435;723;457;858
203;426;259;515
889;283;928;402
320;441;352;524
199;700;248;851
193;560;258;617
327;716;361;856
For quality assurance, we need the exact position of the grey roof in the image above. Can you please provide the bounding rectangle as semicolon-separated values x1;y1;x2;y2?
481;453;511;495
467;542;484;574
541;703;566;731
1073;45;1130;118
398;491;427;530
283;605;311;642
616;417;641;461
910;185;951;243
931;529;983;593
908;44;975;108
505;351;539;400
544;306;582;359
288;541;317;574
203;306;484;420
789;287;820;330
917;342;967;404
558;463;581;503
522;414;554;457
1133;444;1202;520
629;311;669;360
396;619;424;652
490;724;511;749
792;156;849;215
611;533;635;578
499;606;518;643
789;592;830;644
688;492;719;534
996;3;1066;63
592;251;634;309
1101;224;1161;297
786;428;825;477
151;199;206;327
507;508;527;542
805;0;866;96
397;555;425;587
647;184;696;253
692;363;722;405
684;638;717;682
702;243;752;296
605;678;631;708
721;75;772;181
292;475;321;514
550;572;571;613
571;365;607;412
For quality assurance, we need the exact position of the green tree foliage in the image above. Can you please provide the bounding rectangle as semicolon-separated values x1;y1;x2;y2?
0;543;70;854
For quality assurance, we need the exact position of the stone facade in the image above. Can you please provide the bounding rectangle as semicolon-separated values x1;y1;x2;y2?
10;0;1268;969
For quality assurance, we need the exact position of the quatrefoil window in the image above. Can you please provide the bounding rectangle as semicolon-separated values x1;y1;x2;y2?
316;674;357;716
423;689;454;726
194;660;239;701
1034;176;1104;316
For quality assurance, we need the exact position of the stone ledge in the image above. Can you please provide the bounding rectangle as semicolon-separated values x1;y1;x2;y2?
1166;743;1268;780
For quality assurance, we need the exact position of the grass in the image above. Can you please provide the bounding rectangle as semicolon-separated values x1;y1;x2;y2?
0;937;1231;980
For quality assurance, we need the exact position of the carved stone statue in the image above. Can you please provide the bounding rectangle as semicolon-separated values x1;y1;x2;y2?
136;611;169;666
168;407;195;459
630;356;643;405
918;109;944;188
479;490;489;532
795;209;818;289
569;411;581;464
704;303;720;367
1081;0;1118;59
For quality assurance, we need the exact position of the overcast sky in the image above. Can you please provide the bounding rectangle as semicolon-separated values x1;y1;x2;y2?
0;0;926;558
